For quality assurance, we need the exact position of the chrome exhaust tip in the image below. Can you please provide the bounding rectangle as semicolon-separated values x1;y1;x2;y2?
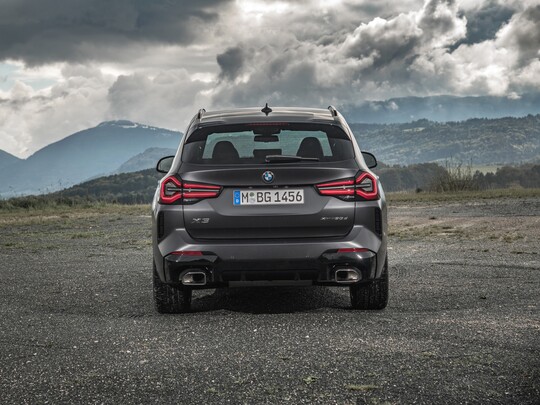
335;268;360;284
181;271;207;286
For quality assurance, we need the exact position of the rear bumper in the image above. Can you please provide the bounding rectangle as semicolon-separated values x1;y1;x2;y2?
153;224;386;288
162;250;378;288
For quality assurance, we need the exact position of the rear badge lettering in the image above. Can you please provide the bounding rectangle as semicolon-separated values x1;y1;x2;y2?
321;216;349;221
191;217;210;224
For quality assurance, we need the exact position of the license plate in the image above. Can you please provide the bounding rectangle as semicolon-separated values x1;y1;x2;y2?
233;189;304;205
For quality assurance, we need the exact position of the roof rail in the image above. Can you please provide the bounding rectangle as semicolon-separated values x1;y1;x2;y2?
197;108;206;119
327;105;338;117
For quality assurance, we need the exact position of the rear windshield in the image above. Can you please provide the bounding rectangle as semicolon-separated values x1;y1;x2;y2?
182;123;354;165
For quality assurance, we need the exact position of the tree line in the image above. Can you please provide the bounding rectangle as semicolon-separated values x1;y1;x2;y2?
1;163;539;209
378;162;540;192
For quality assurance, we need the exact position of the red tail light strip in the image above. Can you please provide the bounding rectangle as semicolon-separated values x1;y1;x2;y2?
315;172;379;200
183;183;221;190
318;188;355;196
337;248;369;253
169;251;203;256
246;122;289;126
160;177;221;204
184;191;220;198
316;179;355;196
316;179;355;188
183;183;221;199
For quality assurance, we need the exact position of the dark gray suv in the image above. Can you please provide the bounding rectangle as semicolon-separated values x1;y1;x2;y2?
152;105;388;313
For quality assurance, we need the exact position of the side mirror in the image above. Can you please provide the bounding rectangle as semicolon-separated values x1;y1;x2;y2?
361;151;377;169
156;156;174;173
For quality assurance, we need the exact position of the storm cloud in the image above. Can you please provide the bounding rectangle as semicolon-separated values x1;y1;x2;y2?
1;0;539;157
0;0;232;65
217;47;248;81
208;0;540;107
498;4;540;66
457;1;515;45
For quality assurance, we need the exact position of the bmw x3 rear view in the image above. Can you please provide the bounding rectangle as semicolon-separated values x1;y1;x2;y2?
152;105;388;313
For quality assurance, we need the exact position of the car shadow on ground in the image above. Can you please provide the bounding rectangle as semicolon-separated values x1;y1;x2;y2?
188;285;352;314
26;283;351;318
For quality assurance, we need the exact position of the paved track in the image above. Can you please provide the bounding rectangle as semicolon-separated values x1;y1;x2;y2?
0;198;538;404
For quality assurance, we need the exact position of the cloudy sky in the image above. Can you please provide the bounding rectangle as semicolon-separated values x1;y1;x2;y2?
0;0;539;158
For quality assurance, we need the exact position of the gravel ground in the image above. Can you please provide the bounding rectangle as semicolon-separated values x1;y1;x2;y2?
0;197;538;404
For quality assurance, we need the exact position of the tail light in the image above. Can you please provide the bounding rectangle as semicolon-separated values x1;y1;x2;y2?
355;172;378;200
316;171;378;201
183;182;221;199
316;179;355;196
168;251;203;256
337;247;369;253
159;176;221;205
160;176;182;204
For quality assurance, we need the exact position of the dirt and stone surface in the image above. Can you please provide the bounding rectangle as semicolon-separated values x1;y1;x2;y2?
0;196;538;404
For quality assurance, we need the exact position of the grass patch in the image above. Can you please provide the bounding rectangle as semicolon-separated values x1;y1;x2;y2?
0;203;150;226
389;223;466;239
387;187;540;204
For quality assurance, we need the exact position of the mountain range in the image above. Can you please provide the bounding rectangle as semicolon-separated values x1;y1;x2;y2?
0;121;181;197
350;114;540;165
0;149;22;170
0;104;539;197
115;147;177;174
342;93;540;123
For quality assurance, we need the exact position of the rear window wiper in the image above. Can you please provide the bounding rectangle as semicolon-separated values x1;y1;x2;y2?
265;155;319;163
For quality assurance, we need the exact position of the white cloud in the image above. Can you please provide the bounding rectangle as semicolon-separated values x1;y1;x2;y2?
107;69;214;132
210;0;471;105
0;65;113;157
0;0;539;157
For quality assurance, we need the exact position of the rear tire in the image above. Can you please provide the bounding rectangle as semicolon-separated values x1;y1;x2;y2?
153;262;192;313
350;256;388;310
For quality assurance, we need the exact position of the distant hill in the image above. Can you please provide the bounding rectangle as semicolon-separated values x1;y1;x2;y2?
0;149;21;169
115;147;177;174
0;121;181;197
53;168;162;204
342;93;540;124
350;115;540;165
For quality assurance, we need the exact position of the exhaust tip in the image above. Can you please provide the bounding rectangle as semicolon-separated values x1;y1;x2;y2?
335;268;360;284
181;271;207;286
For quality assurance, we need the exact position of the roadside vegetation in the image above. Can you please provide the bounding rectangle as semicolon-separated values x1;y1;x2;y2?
1;188;538;215
386;187;540;204
377;161;539;192
0;163;538;212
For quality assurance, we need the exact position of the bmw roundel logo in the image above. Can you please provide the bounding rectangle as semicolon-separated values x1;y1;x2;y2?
262;171;274;183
